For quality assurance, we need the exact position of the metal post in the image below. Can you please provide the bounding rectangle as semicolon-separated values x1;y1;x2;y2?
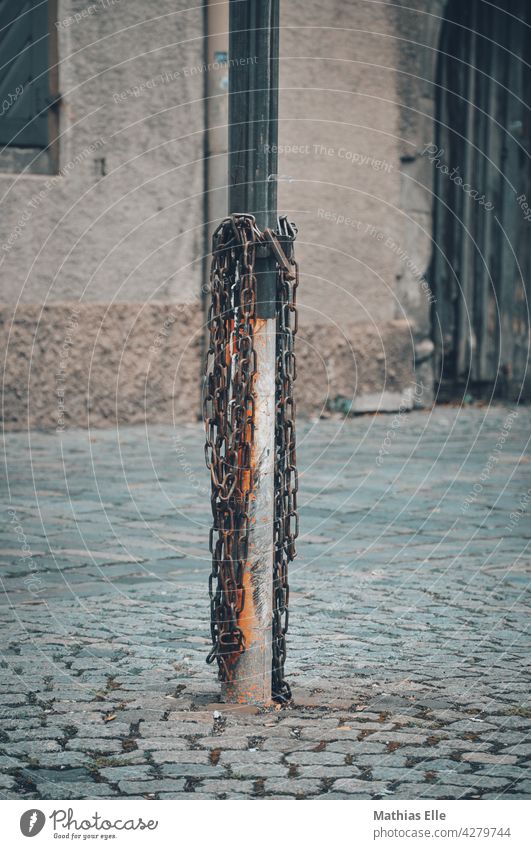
223;0;279;704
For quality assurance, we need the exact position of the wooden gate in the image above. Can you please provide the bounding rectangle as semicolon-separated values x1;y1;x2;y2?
431;0;531;400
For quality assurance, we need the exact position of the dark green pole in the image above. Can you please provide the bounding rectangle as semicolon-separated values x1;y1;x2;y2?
228;0;279;318
224;0;279;704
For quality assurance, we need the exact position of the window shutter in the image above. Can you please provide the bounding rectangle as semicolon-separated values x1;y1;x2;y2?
0;0;49;148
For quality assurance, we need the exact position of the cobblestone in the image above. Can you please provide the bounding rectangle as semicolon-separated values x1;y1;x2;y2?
119;779;185;795
160;763;222;779
229;763;289;779
462;752;518;765
1;406;530;799
284;751;347;765
99;766;154;781
201;779;256;795
297;765;357;779
263;778;322;796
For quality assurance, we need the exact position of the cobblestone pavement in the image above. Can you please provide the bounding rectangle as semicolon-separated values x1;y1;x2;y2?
1;405;530;800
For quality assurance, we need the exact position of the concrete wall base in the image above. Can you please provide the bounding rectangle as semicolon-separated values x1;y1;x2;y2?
1;302;204;432
2;305;422;431
297;318;421;417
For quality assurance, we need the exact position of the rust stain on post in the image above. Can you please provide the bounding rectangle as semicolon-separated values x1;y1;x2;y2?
222;316;276;705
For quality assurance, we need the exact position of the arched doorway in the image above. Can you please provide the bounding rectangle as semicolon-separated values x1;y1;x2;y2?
431;0;531;400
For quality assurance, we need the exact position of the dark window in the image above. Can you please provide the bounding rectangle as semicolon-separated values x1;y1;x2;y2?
0;0;50;148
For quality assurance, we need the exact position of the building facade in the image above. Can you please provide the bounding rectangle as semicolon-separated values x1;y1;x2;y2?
1;0;528;430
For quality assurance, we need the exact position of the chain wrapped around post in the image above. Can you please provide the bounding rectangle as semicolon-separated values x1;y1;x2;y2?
204;213;298;703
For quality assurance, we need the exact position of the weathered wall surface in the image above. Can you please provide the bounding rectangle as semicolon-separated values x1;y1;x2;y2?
1;0;206;429
296;319;418;416
1;1;442;429
0;0;206;305
1;305;415;429
277;0;437;406
1;302;203;430
392;0;447;337
279;0;401;328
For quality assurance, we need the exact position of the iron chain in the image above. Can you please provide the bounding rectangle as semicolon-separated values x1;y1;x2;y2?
203;213;298;702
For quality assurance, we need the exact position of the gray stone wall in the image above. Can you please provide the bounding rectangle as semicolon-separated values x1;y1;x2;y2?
0;0;205;304
392;0;447;394
1;0;442;429
277;0;444;403
1;302;203;430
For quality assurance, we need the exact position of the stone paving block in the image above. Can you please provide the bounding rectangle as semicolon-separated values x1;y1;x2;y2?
371;767;432;782
118;779;186;795
363;731;431;745
157;792;217;799
462;752;517;765
297;728;359;742
481;793;525;800
260;738;321;753
433;740;492;752
389;784;464;799
273;716;342;729
196;736;250;751
150;750;205;765
0;755;29;769
219;751;282;765
322;792;373;799
332;778;388;795
297;765;358;779
152;751;211;765
478;766;527;780
284;750;347;766
37;782;119;799
160;763;222;779
494;716;531;730
200;779;256;794
2;741;61;756
447;720;499;733
140;721;212;737
443;774;510;789
26;766;93;784
49;703;111;716
509;780;531;794
166;710;217;723
228;763;289;779
73;722;132;737
99;766;154;782
346;754;407;768
66;739;125;754
5;727;69;743
257;795;297;799
327;740;388;755
225;722;296;738
406;759;472;773
263;778;321;796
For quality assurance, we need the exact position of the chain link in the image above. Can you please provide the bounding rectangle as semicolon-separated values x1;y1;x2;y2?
272;215;298;702
203;213;298;701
